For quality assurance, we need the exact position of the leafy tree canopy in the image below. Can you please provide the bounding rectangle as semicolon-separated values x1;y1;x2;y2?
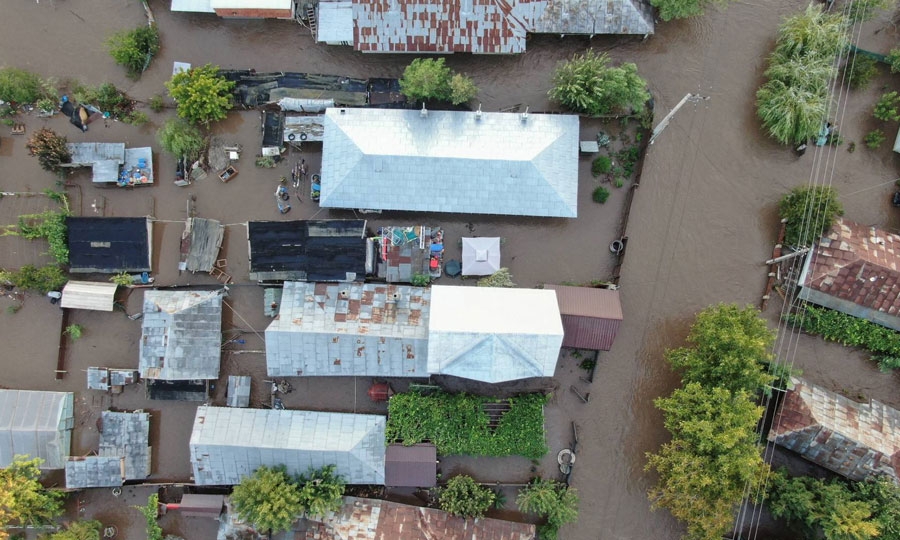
439;475;496;518
666;303;776;395
0;67;43;104
650;0;733;22
516;478;579;540
106;25;160;77
231;465;303;534
400;58;452;102
157;118;205;160
26;128;72;174
165;64;234;126
0;455;65;536
549;50;649;116
778;185;843;247
448;73;478;105
775;4;847;61
46;520;102;540
296;465;345;519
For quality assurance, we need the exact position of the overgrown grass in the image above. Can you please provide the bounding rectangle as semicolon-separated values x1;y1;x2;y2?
386;392;548;459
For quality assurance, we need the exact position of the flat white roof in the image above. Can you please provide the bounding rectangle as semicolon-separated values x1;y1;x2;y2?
209;0;292;9
61;281;118;311
317;1;354;43
170;0;215;12
429;285;563;335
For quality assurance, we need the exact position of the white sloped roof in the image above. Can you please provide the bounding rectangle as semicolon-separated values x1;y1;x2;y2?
427;286;563;383
0;390;74;469
320;108;579;217
189;406;385;485
461;237;501;276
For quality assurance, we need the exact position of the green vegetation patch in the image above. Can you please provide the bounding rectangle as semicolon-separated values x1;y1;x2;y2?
386;392;548;460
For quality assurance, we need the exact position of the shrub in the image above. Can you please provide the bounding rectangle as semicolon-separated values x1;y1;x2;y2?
889;47;900;74
845;55;879;90
778;185;843;247
385;392;548;459
106;25;160;77
123;110;149;126
134;493;163;540
26;128;71;174
296;465;346;519
592;186;610;204
64;324;84;340
110;272;134;287
873;91;900;122
255;156;277;168
592;156;612;176
158;118;204;160
448;73;478;105
614;177;625;188
72;82;130;115
149;94;165;113
476;267;516;288
614;146;641;177
650;0;737;21
848;0;896;22
410;273;430;287
1;265;67;293
439;475;496;518
517;479;579;540
549;50;649;116
0;67;43;104
864;129;886;149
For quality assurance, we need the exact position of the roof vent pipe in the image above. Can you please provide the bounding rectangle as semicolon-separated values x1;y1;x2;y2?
521;107;529;121
420;103;428;118
475;104;482;120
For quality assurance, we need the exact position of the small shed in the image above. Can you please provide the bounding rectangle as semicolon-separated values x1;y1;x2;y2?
181;217;225;273
65;456;125;488
316;1;354;45
545;285;623;351
61;281;118;311
461;237;501;276
179;494;225;518
226;376;251;407
247;220;367;282
384;444;436;487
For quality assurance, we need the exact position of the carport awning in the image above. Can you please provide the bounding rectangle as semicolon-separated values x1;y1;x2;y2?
61;281;118;311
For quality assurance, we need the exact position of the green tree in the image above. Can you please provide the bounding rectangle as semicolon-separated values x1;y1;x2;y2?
134;493;162;540
845;55;879;90
165;64;234;126
516;479;579;540
0;67;43;104
848;0;895;22
854;476;900;540
0;265;67;294
26;128;72;174
865;129;886;149
778;185;843;247
549;50;649;116
106;25;160;77
650;0;733;21
774;4;847;61
296;465;345;519
666;304;776;395
399;58;452;102
477;268;516;288
0;456;65;536
439;475;496;518
874;91;900;122
888;47;900;74
756;79;828;145
448;73;478;105
157;118;205;160
230;465;302;534
47;520;102;540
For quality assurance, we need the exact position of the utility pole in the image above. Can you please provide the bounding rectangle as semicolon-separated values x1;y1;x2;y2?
649;93;710;145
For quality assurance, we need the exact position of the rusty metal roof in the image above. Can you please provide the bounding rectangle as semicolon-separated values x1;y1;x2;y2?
768;377;900;482
799;218;900;325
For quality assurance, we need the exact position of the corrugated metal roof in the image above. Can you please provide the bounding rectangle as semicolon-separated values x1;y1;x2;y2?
427;286;563;383
226;376;251;407
384;444;436;487
529;0;654;35
318;1;355;43
320;108;579;218
265;281;430;377
0;390;74;469
189;406;386;485
67;217;152;274
768;377;900;482
248;220;367;282
185;217;225;273
139;290;224;380
180;494;225;517
545;285;622;350
61;281;118;311
98;411;151;480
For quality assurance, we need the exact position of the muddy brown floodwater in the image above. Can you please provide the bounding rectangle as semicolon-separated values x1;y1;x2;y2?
3;0;900;539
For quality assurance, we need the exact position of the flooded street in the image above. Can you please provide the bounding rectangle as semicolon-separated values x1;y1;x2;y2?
2;0;900;539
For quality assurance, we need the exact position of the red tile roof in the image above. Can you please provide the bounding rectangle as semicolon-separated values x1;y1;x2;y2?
803;218;900;316
768;378;900;482
306;497;535;540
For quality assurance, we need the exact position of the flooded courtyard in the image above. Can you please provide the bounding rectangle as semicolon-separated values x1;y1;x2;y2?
2;0;900;538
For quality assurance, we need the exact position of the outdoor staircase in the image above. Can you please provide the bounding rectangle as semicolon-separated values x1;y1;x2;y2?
306;6;317;38
482;401;511;430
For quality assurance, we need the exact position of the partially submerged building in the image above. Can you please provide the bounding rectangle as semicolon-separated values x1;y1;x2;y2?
170;0;295;18
67;217;152;274
768;378;900;482
248;220;368;282
65;410;151;488
427;286;564;383
139;290;224;385
320;108;579;217
314;0;653;54
180;217;225;273
798;218;900;331
189;406;386;485
0;390;74;469
384;443;436;488
60;281;119;311
304;497;535;540
86;367;140;392
265;281;430;377
546;284;623;350
61;143;153;186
